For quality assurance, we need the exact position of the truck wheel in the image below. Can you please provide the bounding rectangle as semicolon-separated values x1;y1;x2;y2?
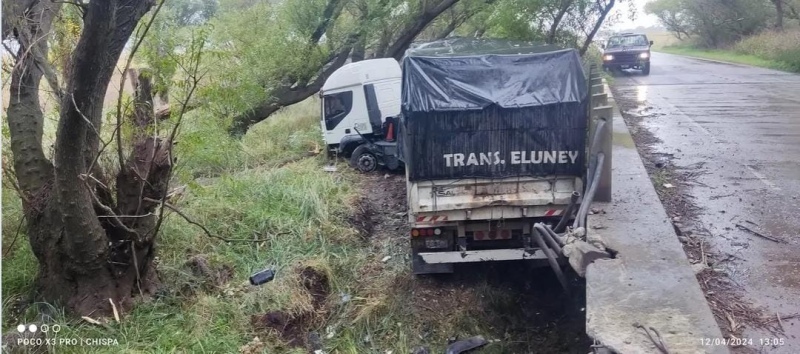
350;145;378;173
642;63;651;76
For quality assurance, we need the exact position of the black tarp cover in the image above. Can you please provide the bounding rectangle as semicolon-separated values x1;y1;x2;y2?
399;43;589;181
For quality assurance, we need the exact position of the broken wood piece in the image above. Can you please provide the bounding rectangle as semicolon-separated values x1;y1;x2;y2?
109;298;120;323
735;224;782;243
82;316;102;325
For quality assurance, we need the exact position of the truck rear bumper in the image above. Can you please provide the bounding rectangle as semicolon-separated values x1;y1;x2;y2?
417;248;546;264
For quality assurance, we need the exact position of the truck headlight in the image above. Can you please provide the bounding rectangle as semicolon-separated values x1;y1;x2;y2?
639;52;650;59
603;54;614;61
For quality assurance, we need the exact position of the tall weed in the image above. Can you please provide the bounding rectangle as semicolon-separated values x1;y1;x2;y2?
734;29;800;72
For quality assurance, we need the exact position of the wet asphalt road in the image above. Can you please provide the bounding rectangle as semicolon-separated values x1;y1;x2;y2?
609;52;800;353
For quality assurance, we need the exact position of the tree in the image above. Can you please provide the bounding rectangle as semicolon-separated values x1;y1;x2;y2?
417;0;499;42
645;0;694;40
547;0;576;43
771;0;785;29
588;0;616;53
220;0;465;136
646;0;771;47
2;0;199;317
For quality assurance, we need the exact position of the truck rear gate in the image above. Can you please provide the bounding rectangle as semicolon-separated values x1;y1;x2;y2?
398;41;590;274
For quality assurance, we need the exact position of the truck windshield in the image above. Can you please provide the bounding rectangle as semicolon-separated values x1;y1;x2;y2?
606;35;648;48
323;91;353;130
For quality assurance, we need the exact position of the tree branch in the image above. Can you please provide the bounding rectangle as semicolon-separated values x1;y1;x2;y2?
580;0;615;55
548;0;575;44
385;0;462;60
310;0;343;44
228;45;352;136
144;198;273;243
150;35;205;240
53;0;157;266
114;0;165;169
5;0;61;196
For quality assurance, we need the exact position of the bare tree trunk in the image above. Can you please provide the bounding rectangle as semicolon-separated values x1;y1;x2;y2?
228;0;464;136
547;0;574;44
4;0;61;197
580;0;615;56
434;20;459;40
351;36;366;62
228;48;352;136
386;0;461;60
773;0;785;30
5;0;159;317
128;69;157;128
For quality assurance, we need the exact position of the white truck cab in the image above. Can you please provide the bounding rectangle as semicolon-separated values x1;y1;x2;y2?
320;58;402;158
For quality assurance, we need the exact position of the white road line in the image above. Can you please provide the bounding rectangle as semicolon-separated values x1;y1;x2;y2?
636;83;783;192
745;165;782;192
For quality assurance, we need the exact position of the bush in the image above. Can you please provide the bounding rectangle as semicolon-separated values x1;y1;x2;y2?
734;29;800;72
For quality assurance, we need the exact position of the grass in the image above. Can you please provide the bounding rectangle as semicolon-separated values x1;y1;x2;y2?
653;29;800;73
2;97;544;353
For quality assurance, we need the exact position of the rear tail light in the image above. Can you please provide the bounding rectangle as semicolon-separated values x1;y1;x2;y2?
412;228;443;237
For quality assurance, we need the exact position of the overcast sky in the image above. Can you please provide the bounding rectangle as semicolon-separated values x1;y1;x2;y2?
611;0;661;30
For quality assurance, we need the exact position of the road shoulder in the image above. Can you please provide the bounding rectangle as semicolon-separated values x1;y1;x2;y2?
584;84;728;354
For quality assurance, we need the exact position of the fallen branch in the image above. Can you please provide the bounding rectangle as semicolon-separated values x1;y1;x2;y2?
735;224;783;243
2;215;26;257
634;323;670;354
144;197;273;243
81;178;140;238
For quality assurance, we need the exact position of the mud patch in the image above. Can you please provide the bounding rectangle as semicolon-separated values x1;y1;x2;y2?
180;255;236;296
251;267;330;349
406;264;590;352
348;172;408;239
347;196;375;237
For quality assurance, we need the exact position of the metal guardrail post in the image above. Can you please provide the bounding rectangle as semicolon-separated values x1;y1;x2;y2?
591;104;613;202
587;77;605;158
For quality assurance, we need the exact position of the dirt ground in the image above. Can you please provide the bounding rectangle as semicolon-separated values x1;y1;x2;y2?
352;172;592;353
612;88;790;354
241;170;593;353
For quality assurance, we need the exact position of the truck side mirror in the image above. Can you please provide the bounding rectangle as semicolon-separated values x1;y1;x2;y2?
650;40;654;46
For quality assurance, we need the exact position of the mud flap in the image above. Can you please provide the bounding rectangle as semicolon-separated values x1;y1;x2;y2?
412;251;454;274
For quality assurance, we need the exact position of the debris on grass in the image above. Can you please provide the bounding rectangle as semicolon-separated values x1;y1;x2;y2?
239;336;266;354
184;254;235;292
251;266;331;349
249;267;276;286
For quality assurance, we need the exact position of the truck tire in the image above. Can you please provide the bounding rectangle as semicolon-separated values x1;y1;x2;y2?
642;63;651;76
350;145;378;173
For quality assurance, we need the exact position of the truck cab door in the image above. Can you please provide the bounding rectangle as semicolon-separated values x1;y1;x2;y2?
322;90;355;143
363;84;383;134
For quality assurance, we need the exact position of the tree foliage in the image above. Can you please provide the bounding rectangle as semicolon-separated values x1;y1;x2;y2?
646;0;774;47
174;0;623;135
